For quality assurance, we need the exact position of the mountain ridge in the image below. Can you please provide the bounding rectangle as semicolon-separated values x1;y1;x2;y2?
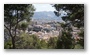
32;11;63;22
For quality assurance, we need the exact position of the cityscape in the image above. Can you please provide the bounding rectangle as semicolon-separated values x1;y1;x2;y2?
4;4;84;49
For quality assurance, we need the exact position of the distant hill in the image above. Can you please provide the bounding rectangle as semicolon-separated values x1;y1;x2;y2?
32;11;63;22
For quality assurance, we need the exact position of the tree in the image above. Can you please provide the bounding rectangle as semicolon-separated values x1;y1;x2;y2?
40;40;47;49
20;22;28;31
77;28;84;48
4;4;35;49
56;31;74;49
48;37;58;49
53;4;84;49
15;33;41;49
53;4;84;28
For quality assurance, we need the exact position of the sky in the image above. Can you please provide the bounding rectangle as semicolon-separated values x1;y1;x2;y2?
33;4;55;12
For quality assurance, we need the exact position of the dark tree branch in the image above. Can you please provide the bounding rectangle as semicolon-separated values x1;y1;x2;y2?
4;24;13;38
14;10;19;37
4;24;9;31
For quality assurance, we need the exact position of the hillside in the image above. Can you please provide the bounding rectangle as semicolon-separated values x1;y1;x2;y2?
32;11;63;22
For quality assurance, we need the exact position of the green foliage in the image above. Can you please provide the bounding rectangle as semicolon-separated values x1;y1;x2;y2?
56;31;74;49
48;37;58;49
40;40;47;49
53;4;84;28
5;32;60;49
74;44;83;49
4;4;35;49
4;4;35;25
53;4;84;49
15;33;41;49
20;22;28;31
77;29;84;48
4;39;12;49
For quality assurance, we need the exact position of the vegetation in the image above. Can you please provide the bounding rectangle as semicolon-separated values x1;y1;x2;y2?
4;4;84;49
20;22;28;31
15;33;41;49
48;37;58;49
4;4;35;49
53;4;84;49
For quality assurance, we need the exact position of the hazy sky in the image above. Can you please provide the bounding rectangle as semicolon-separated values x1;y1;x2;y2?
33;4;55;12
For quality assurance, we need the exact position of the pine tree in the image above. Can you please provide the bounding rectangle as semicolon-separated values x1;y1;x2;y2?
53;4;84;49
4;4;35;49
